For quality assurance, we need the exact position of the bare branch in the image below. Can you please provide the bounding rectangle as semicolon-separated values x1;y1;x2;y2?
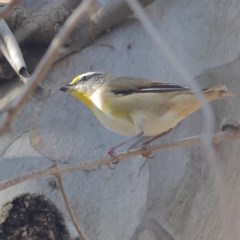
0;0;22;19
0;0;155;85
0;0;95;137
0;127;239;192
56;173;87;240
4;0;155;51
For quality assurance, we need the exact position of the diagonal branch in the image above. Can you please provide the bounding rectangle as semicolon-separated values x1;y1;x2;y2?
0;125;239;192
0;0;155;93
0;0;22;19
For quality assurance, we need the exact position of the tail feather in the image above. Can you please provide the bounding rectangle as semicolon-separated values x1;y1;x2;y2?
172;85;234;118
203;85;235;99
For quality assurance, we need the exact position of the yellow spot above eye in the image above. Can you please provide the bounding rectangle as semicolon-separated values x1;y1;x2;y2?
69;75;82;85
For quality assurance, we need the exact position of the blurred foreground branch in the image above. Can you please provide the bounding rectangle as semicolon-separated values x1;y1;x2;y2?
124;1;236;239
124;0;215;159
0;0;22;19
0;0;94;136
0;0;155;135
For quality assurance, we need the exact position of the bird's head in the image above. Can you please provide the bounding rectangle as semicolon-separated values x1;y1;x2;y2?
60;72;114;109
60;72;109;95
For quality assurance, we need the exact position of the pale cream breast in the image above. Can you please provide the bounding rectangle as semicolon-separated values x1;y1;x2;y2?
91;104;136;135
132;110;181;136
90;89;182;136
91;103;181;136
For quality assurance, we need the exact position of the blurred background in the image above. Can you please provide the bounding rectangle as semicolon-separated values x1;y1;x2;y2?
0;0;240;239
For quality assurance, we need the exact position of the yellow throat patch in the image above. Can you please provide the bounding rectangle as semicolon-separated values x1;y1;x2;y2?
71;91;93;110
68;75;93;109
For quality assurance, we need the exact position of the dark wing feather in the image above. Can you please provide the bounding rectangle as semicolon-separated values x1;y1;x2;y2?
109;77;190;95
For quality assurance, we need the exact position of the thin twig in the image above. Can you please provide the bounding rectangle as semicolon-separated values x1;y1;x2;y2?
124;2;236;239
124;0;215;160
55;173;87;240
0;0;95;137
0;0;22;19
0;130;239;192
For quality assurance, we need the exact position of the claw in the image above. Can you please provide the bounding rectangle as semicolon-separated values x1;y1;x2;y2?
105;148;120;169
106;162;116;169
107;148;120;164
141;144;155;159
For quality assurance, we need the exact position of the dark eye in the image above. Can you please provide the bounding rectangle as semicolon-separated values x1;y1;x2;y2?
82;76;87;81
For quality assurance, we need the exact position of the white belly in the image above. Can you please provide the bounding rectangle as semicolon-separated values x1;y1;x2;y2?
141;111;181;136
92;105;181;136
92;105;135;135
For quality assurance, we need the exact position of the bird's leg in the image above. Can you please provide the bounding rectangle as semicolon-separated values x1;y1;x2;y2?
141;128;174;158
106;132;144;168
143;128;173;145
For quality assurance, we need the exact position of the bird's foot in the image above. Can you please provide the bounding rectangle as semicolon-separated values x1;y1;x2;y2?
141;144;155;159
104;148;120;169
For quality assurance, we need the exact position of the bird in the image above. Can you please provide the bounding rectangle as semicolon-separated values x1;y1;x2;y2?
60;71;235;164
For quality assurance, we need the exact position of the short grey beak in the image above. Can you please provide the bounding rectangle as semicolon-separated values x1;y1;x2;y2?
60;86;69;92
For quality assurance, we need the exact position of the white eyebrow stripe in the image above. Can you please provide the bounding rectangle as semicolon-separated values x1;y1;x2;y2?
81;72;104;78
